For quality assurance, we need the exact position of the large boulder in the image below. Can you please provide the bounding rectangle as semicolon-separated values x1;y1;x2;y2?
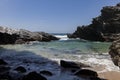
109;39;120;68
68;3;120;42
0;26;59;44
60;60;90;69
74;69;98;77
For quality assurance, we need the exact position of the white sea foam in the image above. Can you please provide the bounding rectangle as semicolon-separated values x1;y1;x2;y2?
54;35;69;40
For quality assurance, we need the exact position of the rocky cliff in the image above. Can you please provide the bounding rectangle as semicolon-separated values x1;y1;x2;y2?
68;3;120;42
109;39;120;68
0;26;59;44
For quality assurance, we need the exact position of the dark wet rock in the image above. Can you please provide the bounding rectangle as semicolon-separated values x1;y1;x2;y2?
0;32;19;44
68;3;120;42
0;66;12;80
60;60;90;69
0;59;8;65
22;71;47;80
14;66;26;73
0;26;59;44
0;66;10;73
74;69;98;77
109;39;120;68
0;72;12;80
40;70;53;76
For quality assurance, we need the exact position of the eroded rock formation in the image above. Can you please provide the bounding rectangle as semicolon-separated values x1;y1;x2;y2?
109;39;120;68
68;3;120;42
0;26;59;44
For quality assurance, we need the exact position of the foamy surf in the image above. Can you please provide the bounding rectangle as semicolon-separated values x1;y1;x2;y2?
54;34;69;40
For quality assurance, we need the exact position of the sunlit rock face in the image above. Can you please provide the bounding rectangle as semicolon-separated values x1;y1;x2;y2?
68;3;120;42
109;39;120;68
0;26;59;44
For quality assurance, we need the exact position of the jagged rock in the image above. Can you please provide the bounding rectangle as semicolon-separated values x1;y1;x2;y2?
0;59;8;65
40;70;53;76
68;3;120;42
60;60;90;69
22;71;47;80
0;32;19;44
109;39;120;68
0;26;59;44
74;69;98;77
14;66;26;73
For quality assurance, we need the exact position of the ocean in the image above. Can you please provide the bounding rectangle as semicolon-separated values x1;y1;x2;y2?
0;34;119;80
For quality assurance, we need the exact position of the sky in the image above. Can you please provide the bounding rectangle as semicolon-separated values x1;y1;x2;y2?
0;0;120;33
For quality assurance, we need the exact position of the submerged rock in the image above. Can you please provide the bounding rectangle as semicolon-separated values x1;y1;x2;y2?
40;70;53;76
68;3;120;42
109;39;120;68
22;71;47;80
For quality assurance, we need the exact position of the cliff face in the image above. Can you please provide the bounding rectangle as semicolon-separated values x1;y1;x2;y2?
0;26;59;44
68;3;120;42
109;39;120;68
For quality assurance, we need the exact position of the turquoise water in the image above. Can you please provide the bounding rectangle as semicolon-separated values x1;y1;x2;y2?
0;39;111;57
26;40;111;54
0;39;111;62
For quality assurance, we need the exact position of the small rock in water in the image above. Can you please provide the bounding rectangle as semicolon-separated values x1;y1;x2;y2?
22;71;47;80
74;69;98;77
40;70;53;76
14;66;26;73
0;59;8;65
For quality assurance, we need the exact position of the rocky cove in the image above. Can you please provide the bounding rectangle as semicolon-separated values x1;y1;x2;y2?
0;3;120;80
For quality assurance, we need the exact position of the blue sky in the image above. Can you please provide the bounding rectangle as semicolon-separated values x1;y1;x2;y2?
0;0;119;33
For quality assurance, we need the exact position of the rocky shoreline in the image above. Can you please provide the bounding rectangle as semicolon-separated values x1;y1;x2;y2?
0;26;59;44
0;59;107;80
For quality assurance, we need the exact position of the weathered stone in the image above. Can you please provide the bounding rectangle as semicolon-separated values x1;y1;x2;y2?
68;3;120;42
0;26;59;44
74;69;98;77
109;39;120;67
60;60;90;69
